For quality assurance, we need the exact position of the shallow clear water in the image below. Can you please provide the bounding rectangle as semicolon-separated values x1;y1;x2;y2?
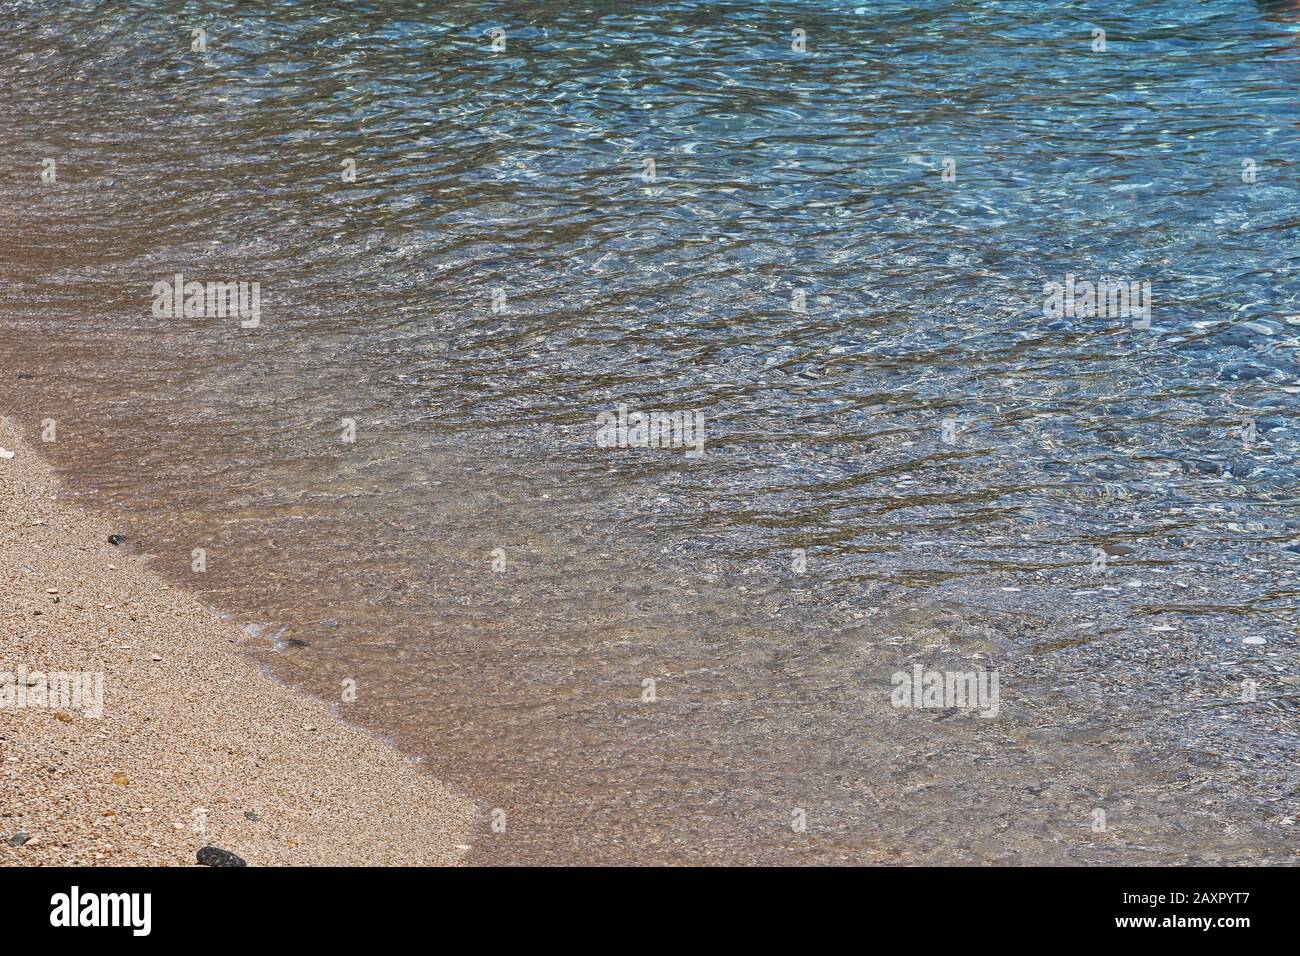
1;0;1298;863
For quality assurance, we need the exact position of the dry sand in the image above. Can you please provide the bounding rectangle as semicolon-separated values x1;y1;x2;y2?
0;416;476;865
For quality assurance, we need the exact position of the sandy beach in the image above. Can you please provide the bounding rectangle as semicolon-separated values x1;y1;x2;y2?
0;416;474;866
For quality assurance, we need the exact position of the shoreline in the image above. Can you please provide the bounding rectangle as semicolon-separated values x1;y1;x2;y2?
0;416;475;866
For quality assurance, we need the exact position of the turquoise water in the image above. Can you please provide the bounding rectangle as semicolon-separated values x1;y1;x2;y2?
1;0;1298;863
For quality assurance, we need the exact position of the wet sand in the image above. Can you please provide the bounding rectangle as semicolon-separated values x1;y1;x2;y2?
0;416;474;866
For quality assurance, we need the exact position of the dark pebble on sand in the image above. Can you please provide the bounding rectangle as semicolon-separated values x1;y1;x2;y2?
9;833;30;847
197;846;247;867
108;535;126;546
